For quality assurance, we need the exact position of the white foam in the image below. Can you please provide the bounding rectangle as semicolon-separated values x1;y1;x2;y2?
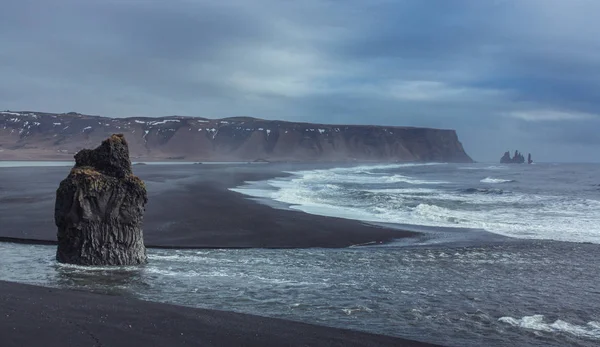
388;175;449;185
460;165;509;171
302;172;446;185
341;306;374;315
231;164;600;244
148;254;215;263
279;165;448;187
56;262;140;272
499;315;600;339
481;177;514;184
329;162;446;173
145;267;202;277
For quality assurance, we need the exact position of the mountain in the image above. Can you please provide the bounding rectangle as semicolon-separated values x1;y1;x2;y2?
0;110;472;162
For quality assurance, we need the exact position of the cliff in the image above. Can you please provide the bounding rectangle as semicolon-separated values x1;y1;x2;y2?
0;111;472;162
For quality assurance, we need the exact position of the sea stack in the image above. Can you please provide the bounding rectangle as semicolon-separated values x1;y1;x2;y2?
55;134;148;265
500;150;526;164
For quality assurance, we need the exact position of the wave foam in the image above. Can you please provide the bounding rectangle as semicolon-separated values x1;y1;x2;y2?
231;163;600;244
386;174;449;185
283;171;446;186
499;315;600;339
462;188;505;195
56;262;141;272
329;162;446;173
459;165;508;171
480;177;515;184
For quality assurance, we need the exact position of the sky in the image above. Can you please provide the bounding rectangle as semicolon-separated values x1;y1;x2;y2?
1;0;600;162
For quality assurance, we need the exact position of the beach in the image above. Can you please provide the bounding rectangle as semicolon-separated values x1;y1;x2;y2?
0;162;431;346
3;162;600;346
0;280;434;347
0;163;416;247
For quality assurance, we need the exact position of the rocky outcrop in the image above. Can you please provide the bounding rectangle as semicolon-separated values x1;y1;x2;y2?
55;134;148;265
0;110;473;162
500;150;527;164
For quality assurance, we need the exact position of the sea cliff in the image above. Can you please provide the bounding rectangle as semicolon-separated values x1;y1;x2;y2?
0;111;472;162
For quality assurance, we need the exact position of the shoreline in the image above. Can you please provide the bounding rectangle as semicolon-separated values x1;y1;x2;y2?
0;280;436;347
0;163;420;248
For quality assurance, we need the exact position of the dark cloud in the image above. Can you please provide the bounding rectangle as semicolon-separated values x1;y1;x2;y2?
1;0;599;161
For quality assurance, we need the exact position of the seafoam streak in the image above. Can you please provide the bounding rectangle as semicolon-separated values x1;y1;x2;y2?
499;315;600;340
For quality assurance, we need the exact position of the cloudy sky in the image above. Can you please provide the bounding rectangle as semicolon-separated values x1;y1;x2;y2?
1;0;599;162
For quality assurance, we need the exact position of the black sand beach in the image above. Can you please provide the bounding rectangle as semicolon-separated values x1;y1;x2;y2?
5;162;599;346
0;280;435;347
0;163;431;346
0;163;416;248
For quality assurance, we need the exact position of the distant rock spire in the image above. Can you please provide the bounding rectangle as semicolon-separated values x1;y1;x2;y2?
500;150;528;164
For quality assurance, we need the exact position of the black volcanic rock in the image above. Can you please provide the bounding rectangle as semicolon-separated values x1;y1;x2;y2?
74;136;133;178
501;150;526;164
55;134;148;265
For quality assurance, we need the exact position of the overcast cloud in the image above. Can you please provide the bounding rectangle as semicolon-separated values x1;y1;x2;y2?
1;0;599;162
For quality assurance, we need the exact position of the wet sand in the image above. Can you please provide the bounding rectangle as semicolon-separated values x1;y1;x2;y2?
0;280;436;347
0;163;416;248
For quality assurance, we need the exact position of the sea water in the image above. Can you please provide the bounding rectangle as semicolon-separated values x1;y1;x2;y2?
2;162;600;346
2;241;599;347
232;162;600;244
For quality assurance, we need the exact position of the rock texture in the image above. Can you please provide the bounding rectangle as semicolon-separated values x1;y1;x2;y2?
0;110;472;162
500;150;526;164
55;134;148;265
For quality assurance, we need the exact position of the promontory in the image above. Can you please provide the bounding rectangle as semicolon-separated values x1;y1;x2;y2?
0;111;472;162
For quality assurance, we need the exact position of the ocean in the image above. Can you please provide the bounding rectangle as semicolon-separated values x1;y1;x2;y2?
232;162;600;244
2;162;600;346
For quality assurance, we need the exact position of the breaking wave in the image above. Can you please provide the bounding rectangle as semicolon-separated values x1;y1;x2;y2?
461;188;505;195
480;177;515;184
232;163;600;243
499;315;600;339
